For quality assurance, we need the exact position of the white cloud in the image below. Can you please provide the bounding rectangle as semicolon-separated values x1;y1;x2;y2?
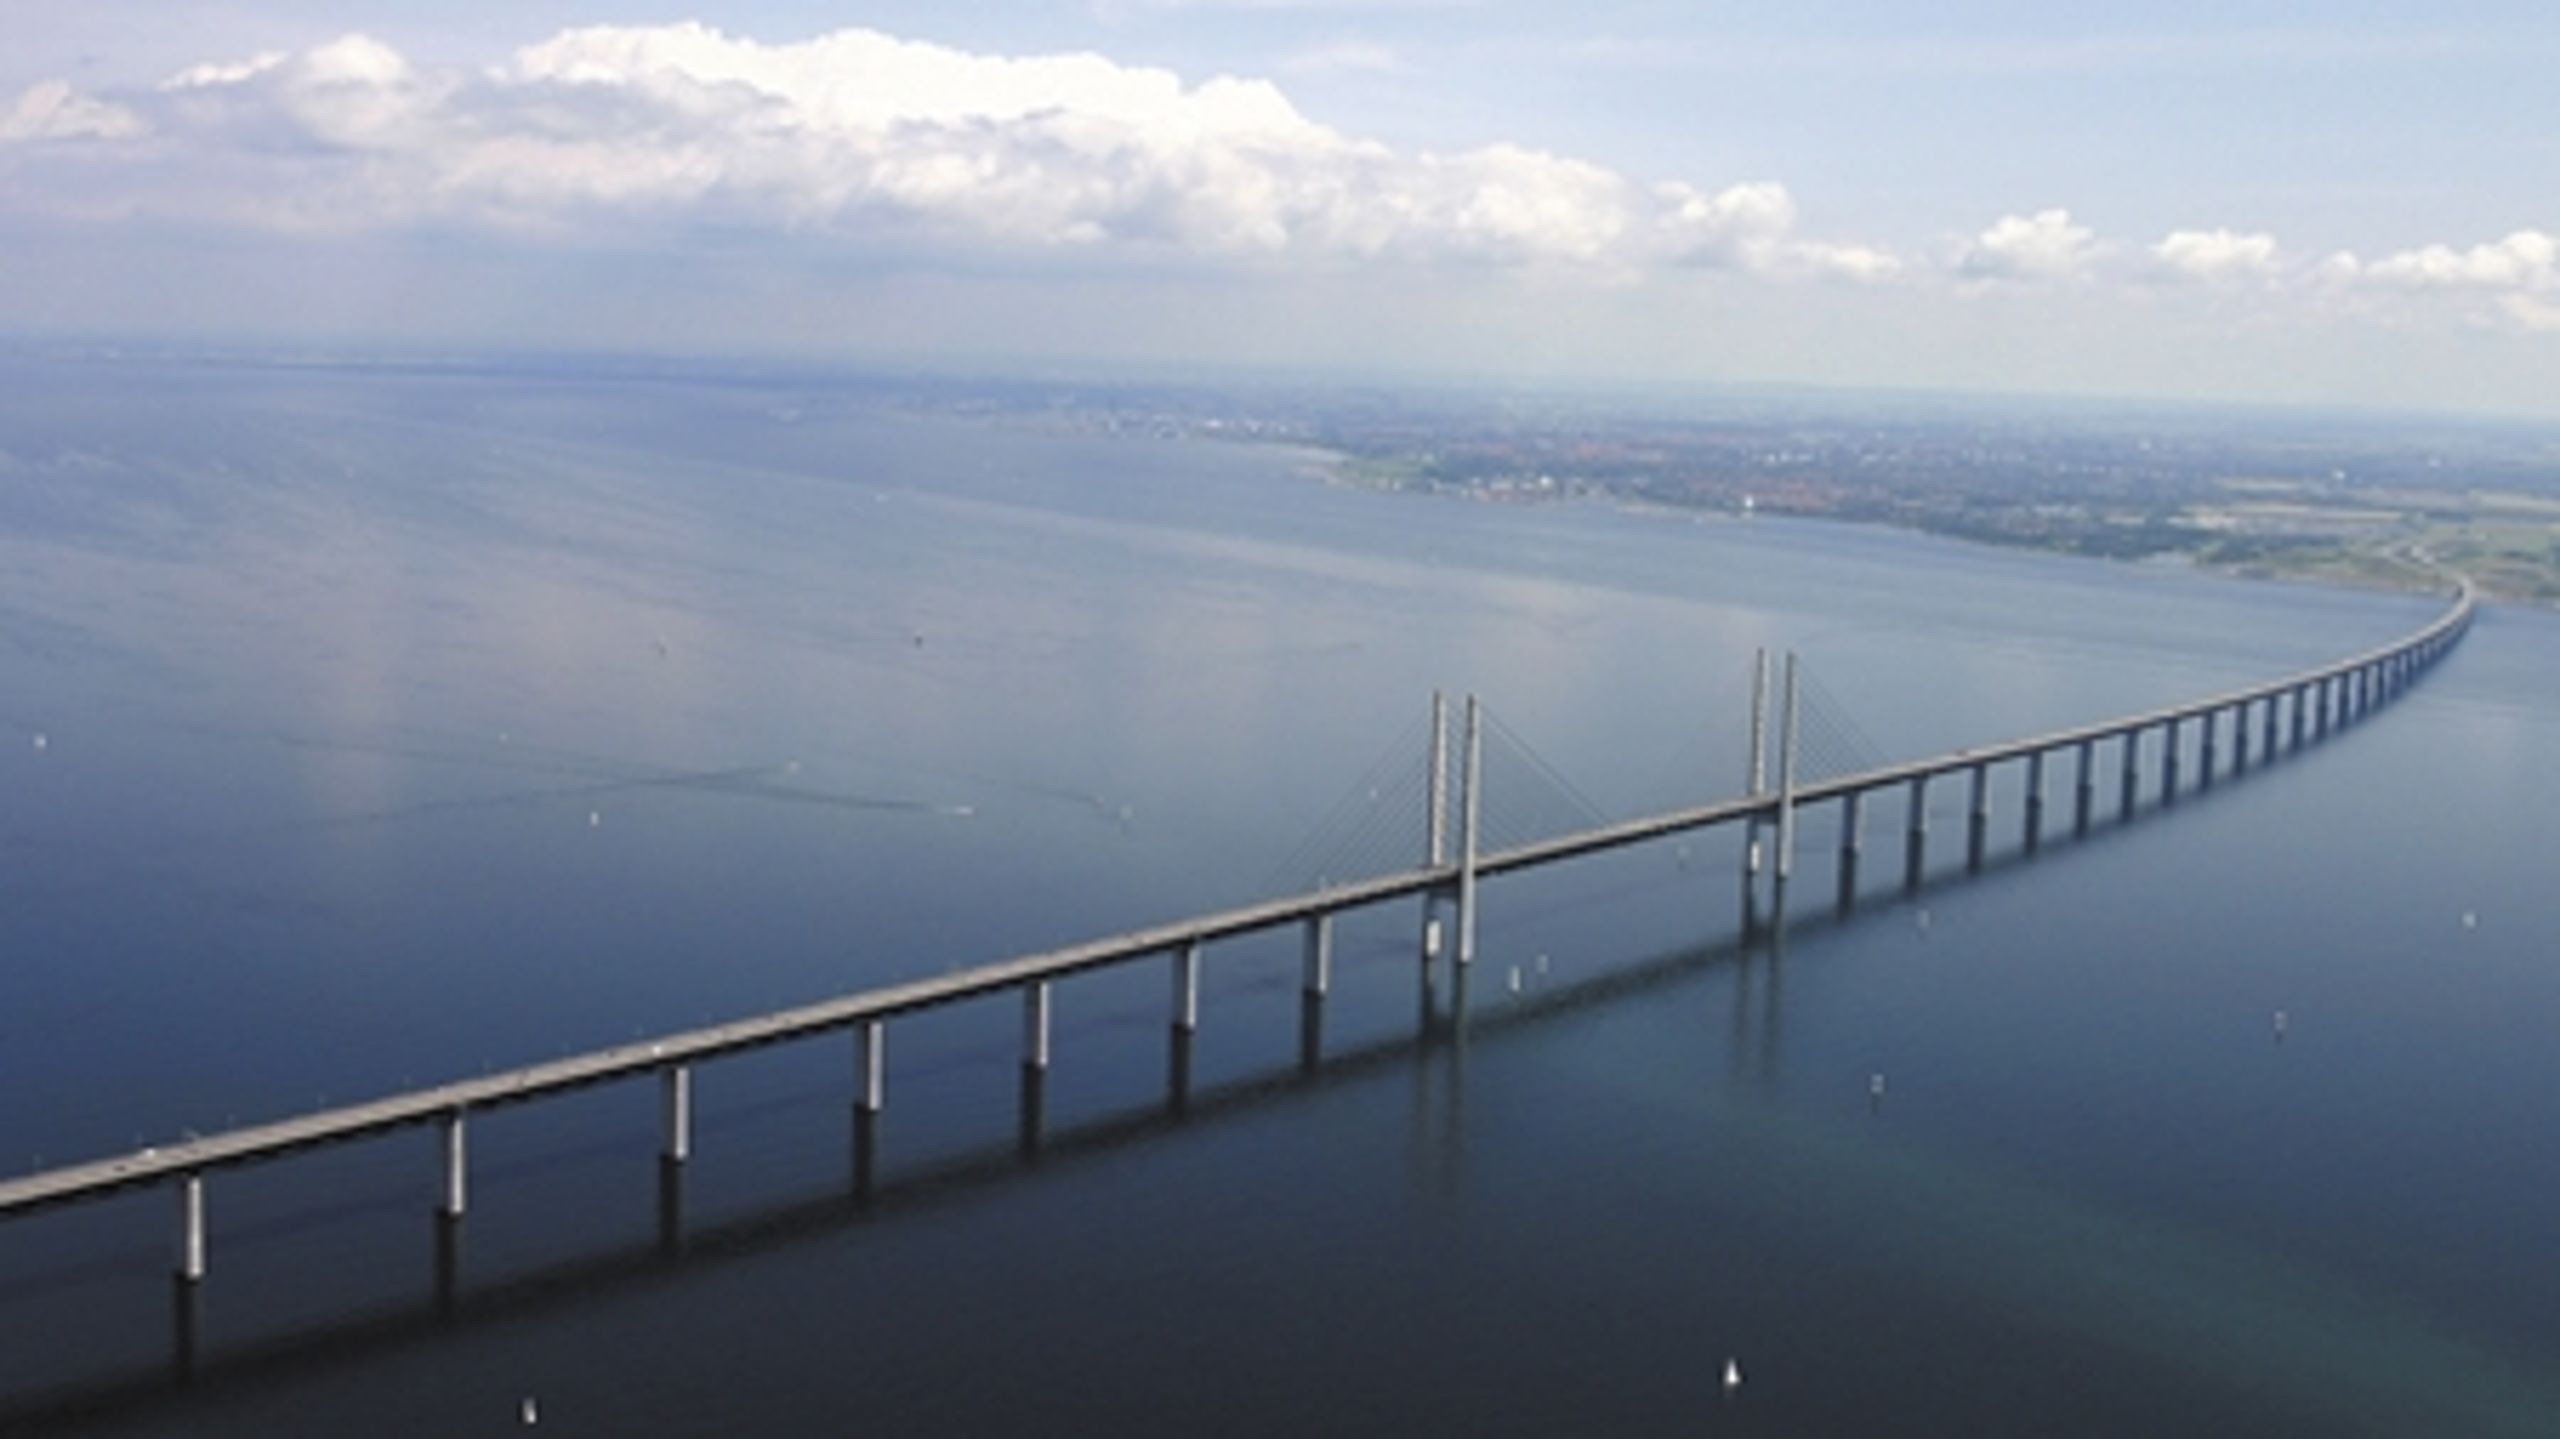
2360;230;2557;291
1654;180;1900;281
1958;208;2096;281
0;79;145;142
0;23;1886;279
2151;228;2280;281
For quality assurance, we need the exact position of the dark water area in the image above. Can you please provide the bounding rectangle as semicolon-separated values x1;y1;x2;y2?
1;357;2555;1435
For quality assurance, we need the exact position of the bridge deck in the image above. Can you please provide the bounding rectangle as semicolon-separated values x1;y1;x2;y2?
0;580;2473;1219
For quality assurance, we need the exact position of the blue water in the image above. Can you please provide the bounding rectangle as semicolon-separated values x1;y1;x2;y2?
1;357;2555;1435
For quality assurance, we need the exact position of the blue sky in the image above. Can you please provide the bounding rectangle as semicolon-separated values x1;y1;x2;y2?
5;2;2557;415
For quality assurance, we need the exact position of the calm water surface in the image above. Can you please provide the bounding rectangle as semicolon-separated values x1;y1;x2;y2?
1;358;2554;1435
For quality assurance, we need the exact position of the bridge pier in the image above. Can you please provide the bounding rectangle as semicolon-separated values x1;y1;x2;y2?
1904;774;1928;889
2263;693;2279;758
2292;684;2308;746
1966;763;1989;869
1302;914;1331;998
2234;701;2250;771
856;1020;886;1115
2024;750;2046;849
2120;728;2140;817
175;1175;205;1284
1172;942;1202;1032
2074;739;2095;833
2162;718;2182;804
661;1065;692;1164
437;1110;466;1219
2200;710;2218;787
1023;981;1053;1072
1838;789;1863;910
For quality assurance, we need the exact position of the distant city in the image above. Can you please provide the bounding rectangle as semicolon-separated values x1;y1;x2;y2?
855;368;2560;604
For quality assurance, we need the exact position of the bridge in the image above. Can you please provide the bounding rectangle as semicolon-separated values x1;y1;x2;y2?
0;578;2477;1294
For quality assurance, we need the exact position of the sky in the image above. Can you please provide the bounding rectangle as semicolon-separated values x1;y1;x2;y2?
4;2;2558;417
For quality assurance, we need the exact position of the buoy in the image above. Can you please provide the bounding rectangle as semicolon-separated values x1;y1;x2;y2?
521;1396;539;1425
1870;1073;1886;1099
2273;1009;2288;1039
2461;911;2479;930
587;811;601;828
1723;1357;1743;1392
29;732;44;752
1507;966;1522;994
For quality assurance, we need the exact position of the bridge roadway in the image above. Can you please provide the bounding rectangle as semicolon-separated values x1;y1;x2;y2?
0;579;2476;1243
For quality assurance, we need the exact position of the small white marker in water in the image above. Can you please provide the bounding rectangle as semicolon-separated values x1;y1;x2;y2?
1723;1357;1743;1393
2273;1009;2288;1039
1534;953;1549;976
521;1395;539;1425
1915;907;1932;933
587;811;601;828
29;732;44;752
1870;1073;1886;1099
1507;966;1522;995
2461;910;2479;930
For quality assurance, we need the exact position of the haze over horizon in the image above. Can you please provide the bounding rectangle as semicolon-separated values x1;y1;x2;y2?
6;2;2557;419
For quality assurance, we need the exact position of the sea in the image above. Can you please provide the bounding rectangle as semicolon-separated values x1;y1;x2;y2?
1;355;2555;1436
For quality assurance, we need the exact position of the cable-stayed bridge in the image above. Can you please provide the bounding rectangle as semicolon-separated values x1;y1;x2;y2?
0;578;2476;1313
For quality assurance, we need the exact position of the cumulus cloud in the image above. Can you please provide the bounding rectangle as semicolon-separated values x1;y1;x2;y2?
2151;228;2280;281
2358;230;2556;291
0;22;1887;280
1654;180;1899;280
1957;208;2096;280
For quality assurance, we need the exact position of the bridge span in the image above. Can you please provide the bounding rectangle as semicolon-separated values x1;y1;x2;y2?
0;578;2476;1289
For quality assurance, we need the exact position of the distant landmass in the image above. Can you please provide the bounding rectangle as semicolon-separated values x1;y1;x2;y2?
853;366;2560;604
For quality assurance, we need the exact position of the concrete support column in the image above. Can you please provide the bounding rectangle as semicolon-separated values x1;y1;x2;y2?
1303;914;1332;998
2201;710;2219;785
1966;762;1989;868
438;1111;466;1219
2024;750;2046;847
2120;728;2141;815
856;1021;885;1115
2162;718;2183;802
2074;739;2095;832
1455;696;1482;966
2263;694;2279;757
2234;702;2250;770
1837;788;1863;910
1022;982;1052;1072
1904;774;1928;887
2292;685;2308;746
176;1175;206;1284
661;1065;691;1165
1172;941;1202;1032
